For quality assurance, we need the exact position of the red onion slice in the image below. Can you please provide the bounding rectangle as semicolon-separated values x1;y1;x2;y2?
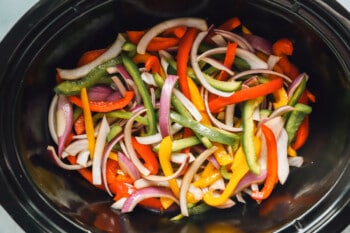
234;170;267;194
137;17;208;54
118;151;141;181
173;89;202;122
87;85;115;101
47;146;92;170
243;34;273;55
57;34;126;80
159;75;178;137
56;95;73;157
48;95;58;144
121;186;179;213
287;73;308;98
214;29;255;52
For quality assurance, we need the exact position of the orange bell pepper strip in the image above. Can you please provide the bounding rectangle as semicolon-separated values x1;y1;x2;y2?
77;49;107;67
209;77;284;113
177;28;199;99
126;31;145;44
218;17;241;31
80;87;95;158
251;124;278;201
133;53;165;77
127;31;180;52
68;91;134;113
217;42;237;81
74;114;85;135
131;137;159;175
291;116;309;150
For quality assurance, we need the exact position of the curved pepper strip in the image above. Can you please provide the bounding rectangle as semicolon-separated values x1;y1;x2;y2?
132;137;159;175
80;87;95;158
159;136;179;198
203;138;261;206
68;91;135;113
251;124;278;200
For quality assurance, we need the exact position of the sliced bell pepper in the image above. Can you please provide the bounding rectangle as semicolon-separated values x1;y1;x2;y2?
217;42;237;81
218;17;241;31
80;87;95;158
68;91;134;113
132;137;159;175
251;124;278;200
77;49;107;67
209;78;283;113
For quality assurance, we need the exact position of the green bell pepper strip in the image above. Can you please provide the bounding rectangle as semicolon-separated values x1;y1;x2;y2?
241;97;263;175
285;103;312;145
288;74;307;106
122;55;157;135
153;136;201;153
170;111;240;146
93;110;148;125
54;57;121;95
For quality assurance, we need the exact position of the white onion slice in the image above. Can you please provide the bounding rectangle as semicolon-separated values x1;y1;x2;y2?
197;56;234;75
61;139;88;158
48;95;58;144
235;48;268;69
277;129;289;184
92;115;110;185
76;149;90;167
173;89;202;122
47;146;92;170
137;17;208;54
135;123;183;145
288;156;304;167
179;146;217;216
214;29;254;52
57;34;126;80
111;197;127;210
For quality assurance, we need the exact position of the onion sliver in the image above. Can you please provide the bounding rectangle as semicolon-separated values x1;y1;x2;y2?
118;151;141;181
47;146;92;170
288;156;304;167
159;75;178;137
234;170;267;193
57;34;126;80
173;89;202;122
198;56;234;75
277;129;289;184
135;123;183;145
124;108;151;176
235;48;268;69
214;29;254;52
144;155;189;182
121;187;179;213
61;139;88;158
92;115;110;185
56;95;73;157
48;95;58;144
137;18;208;54
179;146;217;216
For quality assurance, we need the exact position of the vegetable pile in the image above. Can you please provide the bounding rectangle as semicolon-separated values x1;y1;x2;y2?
48;17;315;218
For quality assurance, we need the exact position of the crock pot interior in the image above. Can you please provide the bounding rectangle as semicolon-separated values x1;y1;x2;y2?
1;0;349;232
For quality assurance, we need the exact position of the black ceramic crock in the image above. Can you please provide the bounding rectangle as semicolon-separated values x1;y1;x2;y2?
0;0;349;232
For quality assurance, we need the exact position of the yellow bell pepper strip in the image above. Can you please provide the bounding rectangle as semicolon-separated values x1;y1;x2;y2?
80;87;95;158
169;111;240;146
251;124;278;200
203;138;261;206
212;142;233;166
159;136;179;197
209;77;283;113
273;87;288;109
193;169;221;188
122;55;157;135
241;97;263;175
177;28;199;99
285;103;312;145
68;91;135;113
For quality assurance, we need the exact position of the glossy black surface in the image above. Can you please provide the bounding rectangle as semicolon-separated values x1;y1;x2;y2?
0;0;349;232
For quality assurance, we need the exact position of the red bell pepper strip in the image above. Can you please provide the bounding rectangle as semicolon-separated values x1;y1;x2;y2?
177;28;199;99
209;78;284;113
218;17;241;31
217;42;237;81
163;26;187;38
251;124;278;200
68;91;134;113
272;38;299;79
77;49;107;67
131;137;159;175
291;116;309;150
74;114;85;135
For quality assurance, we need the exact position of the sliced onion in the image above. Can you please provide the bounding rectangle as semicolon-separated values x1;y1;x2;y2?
288;156;304;167
243;34;272;55
137;17;208;54
118;151;141;181
159;75;178;137
210;34;227;47
197;56;234;76
191;32;234;97
209;178;225;191
134;178;169;189
267;55;281;70
87;85;115;101
92;115;110;185
76;149;90;167
214;29;254;52
61;139;88;158
287;73;308;98
236;48;268;69
230;68;292;83
203;89;243;132
57;34;126;80
111;76;127;97
56;95;73;157
179;146;217;216
124;108;151;176
234;170;267;194
101;133;124;196
277;129;289;184
121;186;179;213
47;146;92;170
207;155;220;170
215;198;236;209
144;155;189;182
141;72;157;86
171;152;195;164
111;197;127;210
173;89;202;122
48;95;58;144
135;123;183;145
